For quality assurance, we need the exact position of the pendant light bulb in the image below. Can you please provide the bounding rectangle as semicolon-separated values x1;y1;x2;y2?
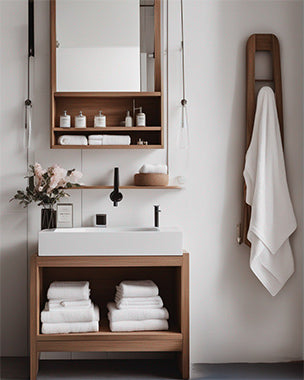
177;99;190;150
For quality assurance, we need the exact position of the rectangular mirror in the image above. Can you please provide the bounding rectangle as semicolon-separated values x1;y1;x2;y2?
55;0;159;92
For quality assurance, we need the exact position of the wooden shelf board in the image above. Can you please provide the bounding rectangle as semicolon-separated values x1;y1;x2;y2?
51;145;163;149
37;321;182;342
54;92;162;98
53;127;161;132
69;185;181;190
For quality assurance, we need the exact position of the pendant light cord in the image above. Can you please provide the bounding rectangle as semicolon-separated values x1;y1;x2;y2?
180;0;187;106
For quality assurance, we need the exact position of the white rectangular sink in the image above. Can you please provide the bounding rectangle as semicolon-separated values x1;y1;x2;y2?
38;227;183;256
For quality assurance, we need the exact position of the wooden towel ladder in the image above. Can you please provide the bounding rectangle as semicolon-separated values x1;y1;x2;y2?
242;34;284;246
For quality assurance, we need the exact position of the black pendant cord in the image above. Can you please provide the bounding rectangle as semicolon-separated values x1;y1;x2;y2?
180;0;187;106
26;0;34;354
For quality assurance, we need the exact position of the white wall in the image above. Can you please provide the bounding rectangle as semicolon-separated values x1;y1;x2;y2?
0;0;303;363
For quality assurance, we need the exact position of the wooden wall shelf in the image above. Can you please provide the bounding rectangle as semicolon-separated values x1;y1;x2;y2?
30;253;189;380
69;185;181;190
51;92;164;149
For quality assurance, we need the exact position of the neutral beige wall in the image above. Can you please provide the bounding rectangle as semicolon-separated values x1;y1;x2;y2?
0;0;303;362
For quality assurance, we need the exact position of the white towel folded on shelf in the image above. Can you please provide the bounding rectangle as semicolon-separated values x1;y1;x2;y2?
58;135;88;145
47;281;90;301
88;135;131;145
109;319;168;332
116;280;159;298
115;295;163;309
107;302;169;322
42;321;99;334
41;304;99;323
48;300;92;310
139;164;168;174
243;86;297;296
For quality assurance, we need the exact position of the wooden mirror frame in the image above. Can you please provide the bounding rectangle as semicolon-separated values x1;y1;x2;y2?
49;0;163;150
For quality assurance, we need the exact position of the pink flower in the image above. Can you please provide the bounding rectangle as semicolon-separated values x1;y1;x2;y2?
34;162;46;189
67;170;83;184
48;164;67;190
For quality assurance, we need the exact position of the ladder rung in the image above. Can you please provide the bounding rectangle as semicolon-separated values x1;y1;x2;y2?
255;79;273;82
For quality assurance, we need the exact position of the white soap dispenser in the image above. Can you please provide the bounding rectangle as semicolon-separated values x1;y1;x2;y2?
136;107;146;127
125;110;133;127
94;110;106;128
75;111;86;128
60;110;71;128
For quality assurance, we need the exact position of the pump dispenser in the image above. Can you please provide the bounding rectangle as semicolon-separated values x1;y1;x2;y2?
136;107;146;127
125;110;133;127
94;110;106;128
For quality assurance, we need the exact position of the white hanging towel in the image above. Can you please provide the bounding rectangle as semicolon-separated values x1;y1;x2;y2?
243;86;297;296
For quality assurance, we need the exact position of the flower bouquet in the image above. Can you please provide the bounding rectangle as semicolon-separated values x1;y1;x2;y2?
11;163;82;229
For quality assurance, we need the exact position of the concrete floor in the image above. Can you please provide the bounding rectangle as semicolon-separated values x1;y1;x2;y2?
1;357;303;380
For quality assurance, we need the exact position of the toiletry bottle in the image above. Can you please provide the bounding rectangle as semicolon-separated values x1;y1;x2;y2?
125;110;133;127
136;107;146;127
60;110;71;128
75;111;86;128
94;110;106;128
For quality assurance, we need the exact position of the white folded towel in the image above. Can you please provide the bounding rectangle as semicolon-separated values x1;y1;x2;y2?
42;321;99;334
58;135;88;145
107;302;169;322
48;300;92;310
41;304;99;323
115;295;163;309
243;86;297;296
88;135;131;145
109;319;168;332
47;281;90;300
116;280;159;298
139;164;168;174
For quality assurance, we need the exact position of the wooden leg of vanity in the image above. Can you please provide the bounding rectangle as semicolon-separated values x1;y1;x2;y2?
30;255;39;380
178;252;189;379
30;347;39;380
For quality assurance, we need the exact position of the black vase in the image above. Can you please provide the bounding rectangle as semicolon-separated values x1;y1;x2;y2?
41;208;56;230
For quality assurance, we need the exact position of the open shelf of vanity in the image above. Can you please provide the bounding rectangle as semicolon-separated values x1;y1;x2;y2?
30;253;189;380
50;92;164;149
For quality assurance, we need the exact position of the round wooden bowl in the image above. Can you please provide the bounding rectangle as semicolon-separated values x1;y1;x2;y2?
134;173;169;186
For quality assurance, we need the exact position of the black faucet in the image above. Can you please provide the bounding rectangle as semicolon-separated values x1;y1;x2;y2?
110;167;123;207
154;205;161;227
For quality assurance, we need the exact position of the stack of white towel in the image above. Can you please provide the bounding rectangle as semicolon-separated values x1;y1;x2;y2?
41;281;99;334
139;164;168;174
107;280;169;332
88;135;131;145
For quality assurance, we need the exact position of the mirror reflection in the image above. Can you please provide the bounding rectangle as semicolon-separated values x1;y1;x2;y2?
56;0;156;92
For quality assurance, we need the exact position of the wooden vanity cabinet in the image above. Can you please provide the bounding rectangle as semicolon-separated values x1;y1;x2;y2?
30;253;189;380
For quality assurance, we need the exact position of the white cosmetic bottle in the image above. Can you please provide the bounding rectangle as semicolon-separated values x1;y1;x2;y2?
136;107;146;127
60;110;71;128
75;111;86;128
125;110;133;127
94;110;106;128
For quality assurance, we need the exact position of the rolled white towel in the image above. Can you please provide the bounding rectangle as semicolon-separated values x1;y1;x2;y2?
88;140;102;145
115;295;163;309
109;319;168;332
47;281;90;301
139;164;168;174
41;304;99;323
48;300;92;310
116;280;159;298
88;135;103;141
42;321;99;334
88;135;131;145
58;135;88;145
107;302;169;322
